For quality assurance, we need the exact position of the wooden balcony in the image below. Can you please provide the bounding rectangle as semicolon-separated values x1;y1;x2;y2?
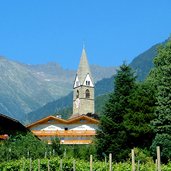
60;139;92;144
32;130;96;137
46;139;92;144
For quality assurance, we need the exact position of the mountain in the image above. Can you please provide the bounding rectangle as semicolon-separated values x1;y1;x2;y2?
0;57;117;121
129;44;158;80
26;92;73;123
130;39;169;81
0;57;71;120
25;63;117;85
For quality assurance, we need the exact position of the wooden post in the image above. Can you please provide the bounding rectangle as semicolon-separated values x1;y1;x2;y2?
53;149;55;156
131;149;135;171
109;153;112;171
155;159;158;171
157;146;161;171
105;156;107;164
90;155;93;171
60;159;62;171
48;160;50;171
45;151;47;158
73;160;76;171
22;160;25;171
137;160;140;171
9;148;11;161
105;156;107;170
30;158;32;171
38;159;40;171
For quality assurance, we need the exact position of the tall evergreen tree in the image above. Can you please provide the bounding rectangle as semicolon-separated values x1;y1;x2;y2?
150;39;171;162
95;63;136;161
123;82;155;149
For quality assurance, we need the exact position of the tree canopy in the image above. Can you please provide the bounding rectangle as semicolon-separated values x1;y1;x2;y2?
96;62;156;161
95;63;136;161
149;39;171;162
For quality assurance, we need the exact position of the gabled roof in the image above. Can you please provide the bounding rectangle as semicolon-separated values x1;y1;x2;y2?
26;115;68;129
67;115;99;124
26;115;99;129
76;48;94;85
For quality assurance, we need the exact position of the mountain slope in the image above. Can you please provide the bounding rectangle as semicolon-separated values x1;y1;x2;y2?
0;57;66;120
130;39;168;80
0;57;117;121
129;44;158;80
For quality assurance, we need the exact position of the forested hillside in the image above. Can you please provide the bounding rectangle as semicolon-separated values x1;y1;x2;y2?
130;39;167;80
129;45;157;80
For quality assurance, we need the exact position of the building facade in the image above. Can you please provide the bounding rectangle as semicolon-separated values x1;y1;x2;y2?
27;115;99;144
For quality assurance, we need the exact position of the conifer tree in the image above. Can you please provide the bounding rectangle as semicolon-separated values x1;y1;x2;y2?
95;63;136;161
123;82;155;149
150;39;171;162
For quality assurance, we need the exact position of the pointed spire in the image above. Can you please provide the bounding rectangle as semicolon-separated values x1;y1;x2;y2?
77;48;93;85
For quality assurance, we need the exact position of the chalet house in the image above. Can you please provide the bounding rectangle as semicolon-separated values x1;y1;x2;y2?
26;115;99;144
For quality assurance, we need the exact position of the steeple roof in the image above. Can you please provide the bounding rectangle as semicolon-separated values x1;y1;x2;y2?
77;48;93;85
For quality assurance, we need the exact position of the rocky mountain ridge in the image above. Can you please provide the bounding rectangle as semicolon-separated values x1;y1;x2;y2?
0;57;117;121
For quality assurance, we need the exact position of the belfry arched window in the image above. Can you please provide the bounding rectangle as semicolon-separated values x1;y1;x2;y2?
76;90;79;98
85;89;90;99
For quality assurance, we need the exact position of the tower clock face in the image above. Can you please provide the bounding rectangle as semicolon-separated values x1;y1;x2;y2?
75;98;80;108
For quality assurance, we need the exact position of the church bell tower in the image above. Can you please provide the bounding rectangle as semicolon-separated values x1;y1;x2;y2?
72;48;94;116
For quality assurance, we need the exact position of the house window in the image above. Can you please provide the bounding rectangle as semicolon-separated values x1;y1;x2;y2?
85;89;90;99
86;81;90;86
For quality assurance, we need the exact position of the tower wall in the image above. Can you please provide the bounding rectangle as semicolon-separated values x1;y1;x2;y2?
73;86;94;115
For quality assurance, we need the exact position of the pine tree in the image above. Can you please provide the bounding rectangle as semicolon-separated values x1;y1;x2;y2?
95;63;136;161
123;82;155;149
150;39;171;162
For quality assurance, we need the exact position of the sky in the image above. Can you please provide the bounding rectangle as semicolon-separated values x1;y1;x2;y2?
0;0;171;69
